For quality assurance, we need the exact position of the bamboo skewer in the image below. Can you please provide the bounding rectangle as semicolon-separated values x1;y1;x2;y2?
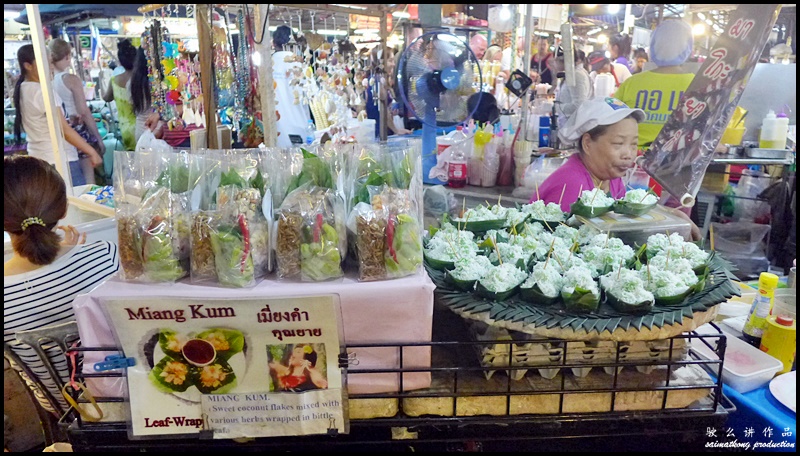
493;235;503;265
558;184;567;207
709;224;715;251
535;181;540;201
617;260;624;280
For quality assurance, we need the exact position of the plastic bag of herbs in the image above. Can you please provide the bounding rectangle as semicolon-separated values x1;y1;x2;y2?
345;139;423;281
113;149;189;282
273;146;347;281
195;149;271;288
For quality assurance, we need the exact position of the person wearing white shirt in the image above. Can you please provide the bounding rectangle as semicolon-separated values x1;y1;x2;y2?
12;44;101;186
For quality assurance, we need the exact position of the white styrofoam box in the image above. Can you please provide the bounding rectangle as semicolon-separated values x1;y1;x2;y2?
691;324;783;393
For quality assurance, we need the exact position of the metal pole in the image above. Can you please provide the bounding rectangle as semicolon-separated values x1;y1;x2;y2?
26;4;73;192
520;4;534;143
379;8;389;141
256;4;278;147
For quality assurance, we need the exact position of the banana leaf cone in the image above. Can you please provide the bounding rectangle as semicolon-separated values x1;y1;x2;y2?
475;280;521;302
613;200;657;217
445;271;477;292
519;282;560;305
604;289;655;315
562;287;601;313
570;200;613;218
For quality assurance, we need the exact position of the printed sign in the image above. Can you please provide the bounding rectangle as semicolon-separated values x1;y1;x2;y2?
642;4;781;203
102;295;346;439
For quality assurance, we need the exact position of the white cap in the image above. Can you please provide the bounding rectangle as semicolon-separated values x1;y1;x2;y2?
650;20;693;67
559;97;645;143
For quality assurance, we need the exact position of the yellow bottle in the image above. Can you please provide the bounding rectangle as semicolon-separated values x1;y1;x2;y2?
742;272;779;347
760;315;796;374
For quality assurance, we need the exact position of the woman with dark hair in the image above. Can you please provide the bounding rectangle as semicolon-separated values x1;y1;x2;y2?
4;155;119;417
268;344;328;392
13;44;102;186
467;92;500;126
130;47;155;142
609;34;633;84
102;39;140;150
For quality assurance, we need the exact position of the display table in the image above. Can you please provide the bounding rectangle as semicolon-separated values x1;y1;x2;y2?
73;271;435;397
723;382;796;451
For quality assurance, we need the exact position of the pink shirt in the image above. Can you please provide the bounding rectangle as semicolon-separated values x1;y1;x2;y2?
530;154;626;212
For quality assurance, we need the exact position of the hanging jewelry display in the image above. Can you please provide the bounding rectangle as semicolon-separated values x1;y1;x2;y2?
211;8;236;123
238;7;263;147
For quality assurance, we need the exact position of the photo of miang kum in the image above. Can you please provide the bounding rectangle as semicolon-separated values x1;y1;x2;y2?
267;343;329;392
145;328;246;401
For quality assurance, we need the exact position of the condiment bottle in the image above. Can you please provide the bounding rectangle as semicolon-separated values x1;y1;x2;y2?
760;314;796;374
758;110;789;150
742;272;779;347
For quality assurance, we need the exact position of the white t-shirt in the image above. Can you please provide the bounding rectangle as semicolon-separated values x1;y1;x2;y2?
272;51;311;147
20;81;79;163
612;62;632;85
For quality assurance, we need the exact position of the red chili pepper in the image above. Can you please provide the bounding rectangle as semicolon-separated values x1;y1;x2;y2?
314;213;323;244
387;213;398;263
238;214;250;273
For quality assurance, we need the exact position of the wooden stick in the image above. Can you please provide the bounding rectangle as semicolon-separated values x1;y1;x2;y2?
498;194;502;207
617;260;624;280
553;251;565;270
639;187;652;203
590;187;599;205
543;238;556;270
535;181;540;201
493;234;503;265
666;229;672;245
665;250;670;269
445;235;461;261
709;224;715;251
558;184;567;207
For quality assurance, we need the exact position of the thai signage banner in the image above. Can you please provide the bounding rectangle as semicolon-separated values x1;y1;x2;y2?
642;4;781;206
102;295;346;439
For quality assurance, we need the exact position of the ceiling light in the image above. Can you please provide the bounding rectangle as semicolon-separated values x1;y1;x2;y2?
317;29;348;36
692;24;706;36
499;5;512;21
697;12;706;21
4;10;21;20
585;4;597;8
353;28;379;35
587;27;602;36
608;5;620;15
331;4;367;10
597;34;608;44
392;11;411;19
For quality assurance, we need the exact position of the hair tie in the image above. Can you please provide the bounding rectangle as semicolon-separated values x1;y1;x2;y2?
20;217;45;231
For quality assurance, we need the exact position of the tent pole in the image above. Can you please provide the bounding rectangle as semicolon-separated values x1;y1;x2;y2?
27;4;73;193
196;5;219;148
380;8;389;141
255;4;277;147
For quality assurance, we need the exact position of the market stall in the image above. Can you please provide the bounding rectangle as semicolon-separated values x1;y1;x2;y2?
4;3;797;453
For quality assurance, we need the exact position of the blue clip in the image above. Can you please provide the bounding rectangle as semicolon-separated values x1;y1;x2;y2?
94;355;136;372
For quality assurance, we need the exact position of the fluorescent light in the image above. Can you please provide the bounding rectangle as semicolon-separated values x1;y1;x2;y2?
353;28;379;35
587;37;598;43
585;4;597;8
587;28;602;36
317;29;348;36
608;4;620;14
331;4;367;10
392;11;411;19
692;24;706;36
597;34;608;44
697;12;706;21
4;10;20;20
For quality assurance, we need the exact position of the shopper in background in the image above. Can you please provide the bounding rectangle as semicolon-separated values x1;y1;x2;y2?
50;38;105;185
586;51;618;98
553;46;593;133
467;91;500;126
130;48;159;143
4;155;119;417
614;19;697;216
469;33;488;60
530;37;555;86
366;46;411;137
630;48;649;74
272;25;311;147
13;44;102;186
610;33;633;70
615;20;695;149
102;39;139;150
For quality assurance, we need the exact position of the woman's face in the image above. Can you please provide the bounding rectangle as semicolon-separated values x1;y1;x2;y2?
581;117;638;180
289;347;305;367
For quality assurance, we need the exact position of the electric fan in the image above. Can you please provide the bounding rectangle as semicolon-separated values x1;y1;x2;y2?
396;32;483;184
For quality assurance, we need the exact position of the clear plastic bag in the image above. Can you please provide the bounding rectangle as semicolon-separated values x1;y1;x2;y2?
113;150;188;282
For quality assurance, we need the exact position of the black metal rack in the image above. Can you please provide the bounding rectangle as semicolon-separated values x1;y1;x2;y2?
60;307;734;452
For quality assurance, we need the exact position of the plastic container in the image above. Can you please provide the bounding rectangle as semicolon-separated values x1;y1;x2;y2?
538;116;551;148
758;110;789;150
710;222;770;255
742;272;779;347
691;324;783;393
574;204;691;246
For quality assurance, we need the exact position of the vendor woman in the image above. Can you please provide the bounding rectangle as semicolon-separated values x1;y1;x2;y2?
531;97;701;240
532;97;642;211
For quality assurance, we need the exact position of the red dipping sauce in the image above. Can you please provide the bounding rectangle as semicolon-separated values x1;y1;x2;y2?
182;339;216;366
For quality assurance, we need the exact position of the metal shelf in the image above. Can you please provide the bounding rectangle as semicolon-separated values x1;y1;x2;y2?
711;151;794;165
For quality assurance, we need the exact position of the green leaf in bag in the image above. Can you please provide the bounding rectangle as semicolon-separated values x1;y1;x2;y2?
220;169;249;188
249;170;267;198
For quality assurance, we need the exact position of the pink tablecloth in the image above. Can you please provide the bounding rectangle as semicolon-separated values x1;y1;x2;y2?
73;271;434;397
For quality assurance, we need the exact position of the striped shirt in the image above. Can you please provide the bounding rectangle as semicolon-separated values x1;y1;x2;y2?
4;241;119;415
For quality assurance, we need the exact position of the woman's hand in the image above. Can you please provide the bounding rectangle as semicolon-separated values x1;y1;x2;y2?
87;150;103;167
144;112;160;131
58;225;87;246
666;207;702;241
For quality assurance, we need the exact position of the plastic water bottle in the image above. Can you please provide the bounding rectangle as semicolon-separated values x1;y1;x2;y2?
448;126;469;188
305;120;316;145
